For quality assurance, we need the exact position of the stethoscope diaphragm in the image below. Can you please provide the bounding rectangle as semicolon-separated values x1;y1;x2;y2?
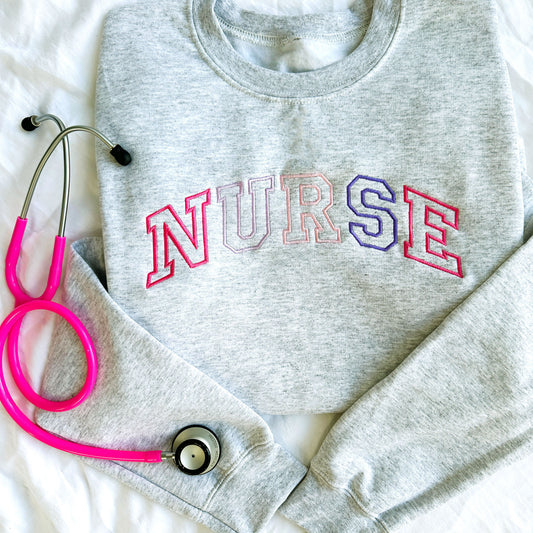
170;426;221;475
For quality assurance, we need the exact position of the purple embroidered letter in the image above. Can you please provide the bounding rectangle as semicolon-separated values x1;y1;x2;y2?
216;176;274;253
347;175;398;251
146;189;211;288
280;172;341;244
403;185;463;278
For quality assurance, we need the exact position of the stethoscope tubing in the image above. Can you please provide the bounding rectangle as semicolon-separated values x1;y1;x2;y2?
1;114;221;473
0;299;162;462
6;218;66;410
0;115;161;463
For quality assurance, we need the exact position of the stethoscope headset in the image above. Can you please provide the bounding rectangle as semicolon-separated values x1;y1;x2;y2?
0;114;221;475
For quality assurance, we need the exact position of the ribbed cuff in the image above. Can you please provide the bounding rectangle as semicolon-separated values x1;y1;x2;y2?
81;442;306;533
279;469;388;533
206;442;307;532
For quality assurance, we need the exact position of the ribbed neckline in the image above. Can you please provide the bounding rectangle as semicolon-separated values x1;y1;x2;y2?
190;0;402;99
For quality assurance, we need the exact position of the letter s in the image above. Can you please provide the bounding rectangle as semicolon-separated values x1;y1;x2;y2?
347;175;398;251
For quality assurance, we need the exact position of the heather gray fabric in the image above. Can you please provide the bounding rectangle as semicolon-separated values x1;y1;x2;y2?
37;0;533;532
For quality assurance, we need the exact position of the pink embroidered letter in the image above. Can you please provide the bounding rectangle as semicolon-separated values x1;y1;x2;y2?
216;176;274;253
280;172;341;244
146;189;211;288
403;186;463;278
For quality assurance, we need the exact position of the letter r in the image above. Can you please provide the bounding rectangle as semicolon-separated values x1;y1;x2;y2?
280;172;341;244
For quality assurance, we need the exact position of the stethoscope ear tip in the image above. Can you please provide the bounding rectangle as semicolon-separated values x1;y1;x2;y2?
21;116;39;132
110;144;132;166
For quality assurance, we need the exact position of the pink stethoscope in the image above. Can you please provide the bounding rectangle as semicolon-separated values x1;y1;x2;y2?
0;114;220;475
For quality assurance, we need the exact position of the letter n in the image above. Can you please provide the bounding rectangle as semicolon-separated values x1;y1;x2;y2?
146;189;211;288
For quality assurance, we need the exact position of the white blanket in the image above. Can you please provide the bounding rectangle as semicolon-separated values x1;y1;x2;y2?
1;1;532;531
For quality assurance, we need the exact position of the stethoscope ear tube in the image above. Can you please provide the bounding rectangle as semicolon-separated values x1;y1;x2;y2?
20;115;71;238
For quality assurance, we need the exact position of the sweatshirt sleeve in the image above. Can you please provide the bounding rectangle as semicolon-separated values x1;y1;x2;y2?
279;168;533;532
35;236;306;533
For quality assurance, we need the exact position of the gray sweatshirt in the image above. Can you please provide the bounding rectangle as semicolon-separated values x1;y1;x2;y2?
37;0;533;531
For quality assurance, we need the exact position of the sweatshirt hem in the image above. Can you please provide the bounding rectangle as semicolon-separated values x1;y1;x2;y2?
84;458;240;533
79;441;306;533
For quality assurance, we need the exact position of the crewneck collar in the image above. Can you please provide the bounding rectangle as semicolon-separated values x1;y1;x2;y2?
190;0;401;99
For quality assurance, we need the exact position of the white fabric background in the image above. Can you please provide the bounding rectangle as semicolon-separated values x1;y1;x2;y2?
0;1;532;532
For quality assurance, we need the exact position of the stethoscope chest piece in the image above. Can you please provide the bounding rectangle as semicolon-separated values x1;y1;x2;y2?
171;426;220;475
